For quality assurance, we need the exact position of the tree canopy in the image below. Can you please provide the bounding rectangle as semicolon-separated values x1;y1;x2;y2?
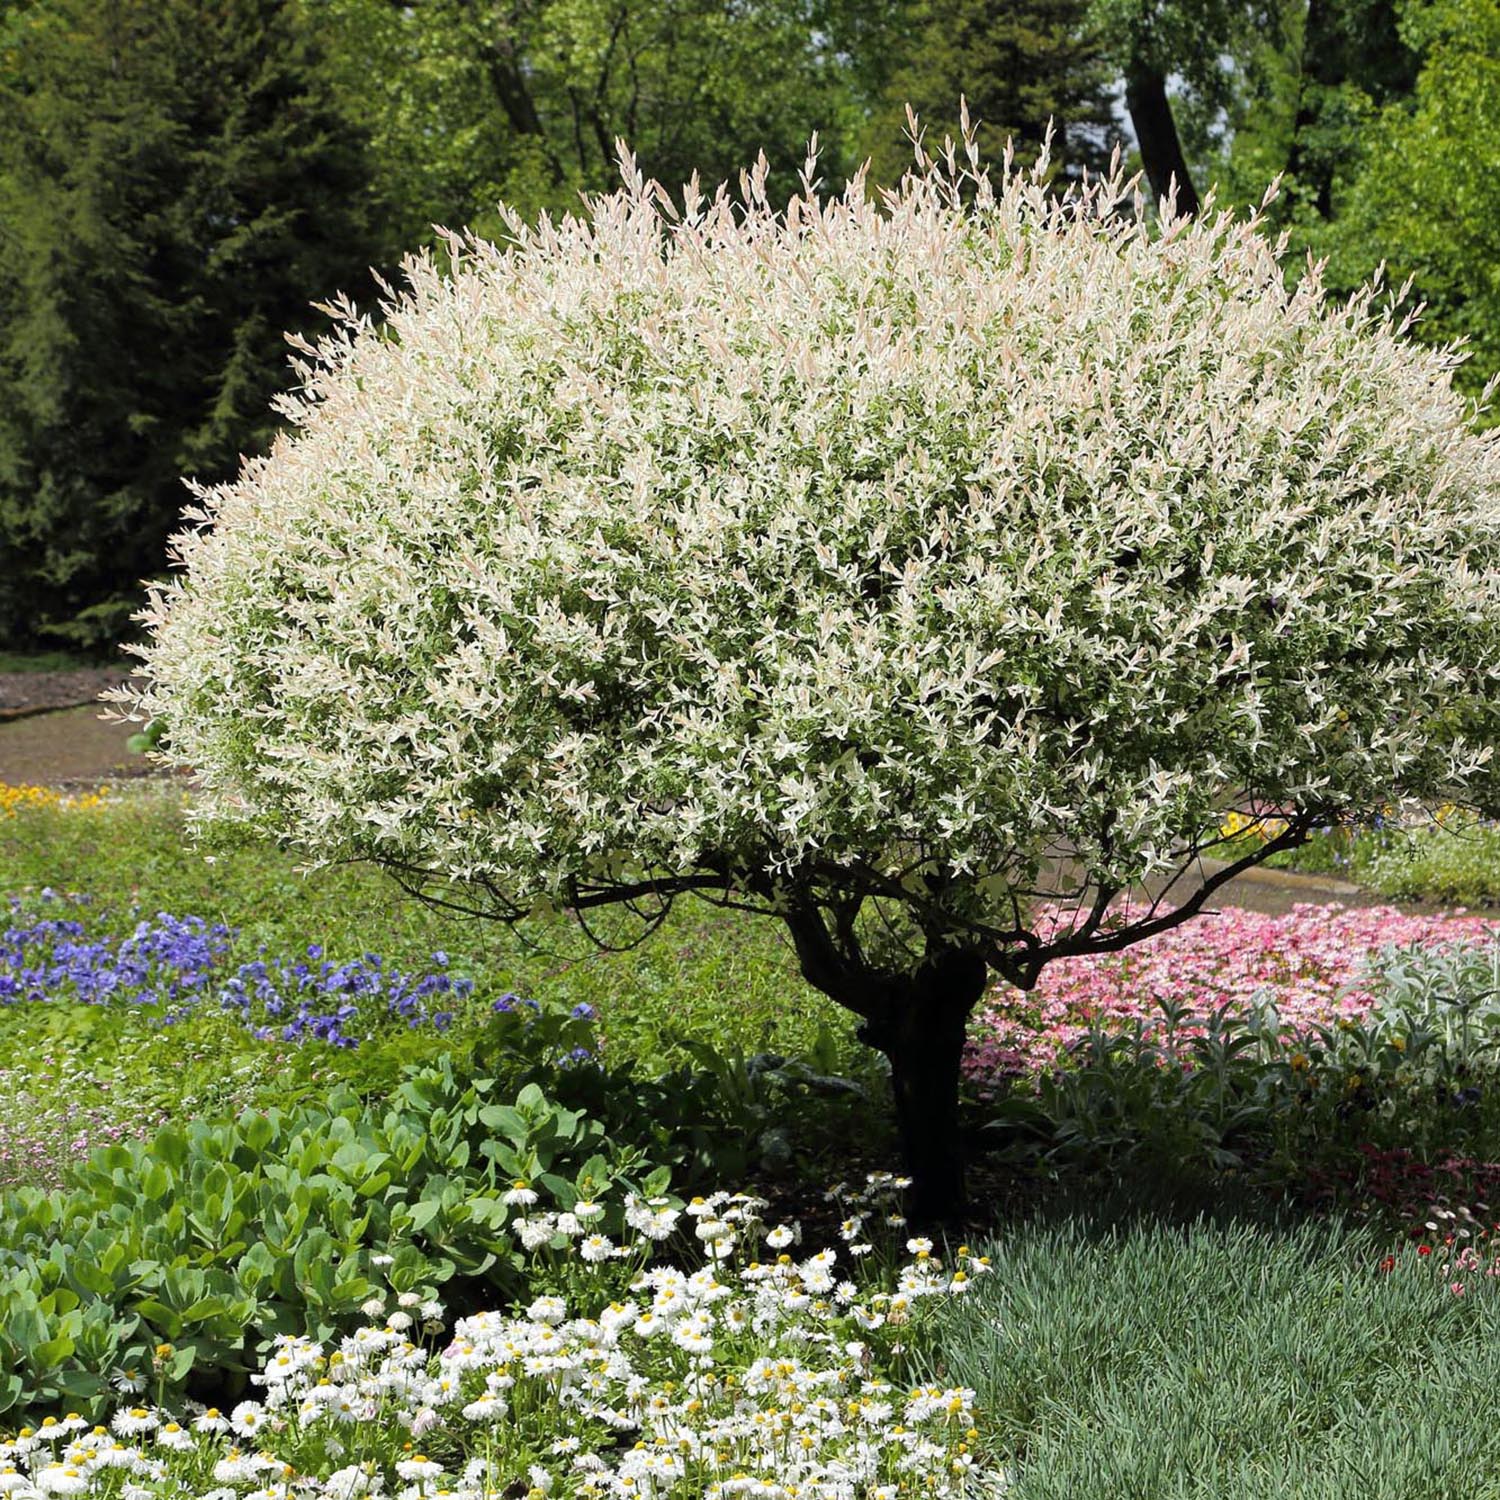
0;0;386;647
859;0;1118;185
119;141;1500;1213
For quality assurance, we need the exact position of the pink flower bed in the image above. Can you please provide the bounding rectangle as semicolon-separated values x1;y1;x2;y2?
964;902;1500;1090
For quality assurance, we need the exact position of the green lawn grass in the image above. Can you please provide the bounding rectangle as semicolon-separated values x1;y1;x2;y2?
0;785;855;1071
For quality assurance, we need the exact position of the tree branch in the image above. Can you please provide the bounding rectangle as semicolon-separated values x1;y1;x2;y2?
1017;812;1321;982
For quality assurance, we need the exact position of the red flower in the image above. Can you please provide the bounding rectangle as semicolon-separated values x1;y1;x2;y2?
1378;1254;1396;1273
1418;1244;1433;1257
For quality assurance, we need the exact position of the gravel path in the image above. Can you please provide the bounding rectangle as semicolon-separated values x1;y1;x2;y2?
0;666;130;719
0;704;146;787
0;668;152;786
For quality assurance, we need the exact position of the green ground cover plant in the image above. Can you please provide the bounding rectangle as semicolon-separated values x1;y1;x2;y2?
923;1209;1500;1497
0;1056;669;1417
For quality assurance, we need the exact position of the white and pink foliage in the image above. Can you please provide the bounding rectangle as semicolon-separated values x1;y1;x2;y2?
118;134;1500;917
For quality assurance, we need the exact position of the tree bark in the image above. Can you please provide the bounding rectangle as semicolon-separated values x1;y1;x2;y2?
1284;0;1335;218
1124;62;1200;218
857;949;990;1225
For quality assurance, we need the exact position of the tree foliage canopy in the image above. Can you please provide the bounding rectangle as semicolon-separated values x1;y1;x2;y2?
859;0;1118;185
312;0;877;236
123;142;1500;981
0;0;386;647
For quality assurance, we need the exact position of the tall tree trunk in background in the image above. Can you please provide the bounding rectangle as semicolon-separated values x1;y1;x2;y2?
1125;61;1200;216
1285;0;1335;217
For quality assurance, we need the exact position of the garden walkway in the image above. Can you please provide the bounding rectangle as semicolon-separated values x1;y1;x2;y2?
0;667;184;790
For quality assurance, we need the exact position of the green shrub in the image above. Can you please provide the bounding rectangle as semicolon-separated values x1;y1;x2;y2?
1239;812;1500;906
1358;818;1500;907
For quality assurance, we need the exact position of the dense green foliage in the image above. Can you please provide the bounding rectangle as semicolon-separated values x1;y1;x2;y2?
1251;814;1500;907
0;1060;656;1415
313;0;883;239
1215;0;1500;406
0;0;386;648
1323;0;1500;402
859;0;1117;184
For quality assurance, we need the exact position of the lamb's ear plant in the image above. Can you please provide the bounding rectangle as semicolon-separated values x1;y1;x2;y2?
117;117;1500;1219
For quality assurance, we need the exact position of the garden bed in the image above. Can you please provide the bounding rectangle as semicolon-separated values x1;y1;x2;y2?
8;792;1500;1496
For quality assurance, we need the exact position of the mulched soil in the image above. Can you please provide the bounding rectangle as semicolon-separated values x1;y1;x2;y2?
0;666;130;720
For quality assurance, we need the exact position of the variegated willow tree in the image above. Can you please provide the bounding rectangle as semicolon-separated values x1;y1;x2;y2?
118;129;1500;1220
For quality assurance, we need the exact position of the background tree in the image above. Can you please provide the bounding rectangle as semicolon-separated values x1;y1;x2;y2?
1087;0;1287;214
0;0;387;649
310;0;874;235
1279;0;1417;218
858;0;1119;186
120;146;1500;1220
1320;0;1500;402
1212;0;1500;403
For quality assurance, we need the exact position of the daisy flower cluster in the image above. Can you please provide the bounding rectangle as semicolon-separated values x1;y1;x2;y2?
965;902;1500;1089
0;1180;1001;1499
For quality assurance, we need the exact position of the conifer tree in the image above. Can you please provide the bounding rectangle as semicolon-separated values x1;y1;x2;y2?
861;0;1118;185
0;0;385;648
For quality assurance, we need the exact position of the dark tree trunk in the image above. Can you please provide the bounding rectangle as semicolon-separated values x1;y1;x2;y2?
1285;0;1333;217
1124;63;1200;218
857;949;990;1224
